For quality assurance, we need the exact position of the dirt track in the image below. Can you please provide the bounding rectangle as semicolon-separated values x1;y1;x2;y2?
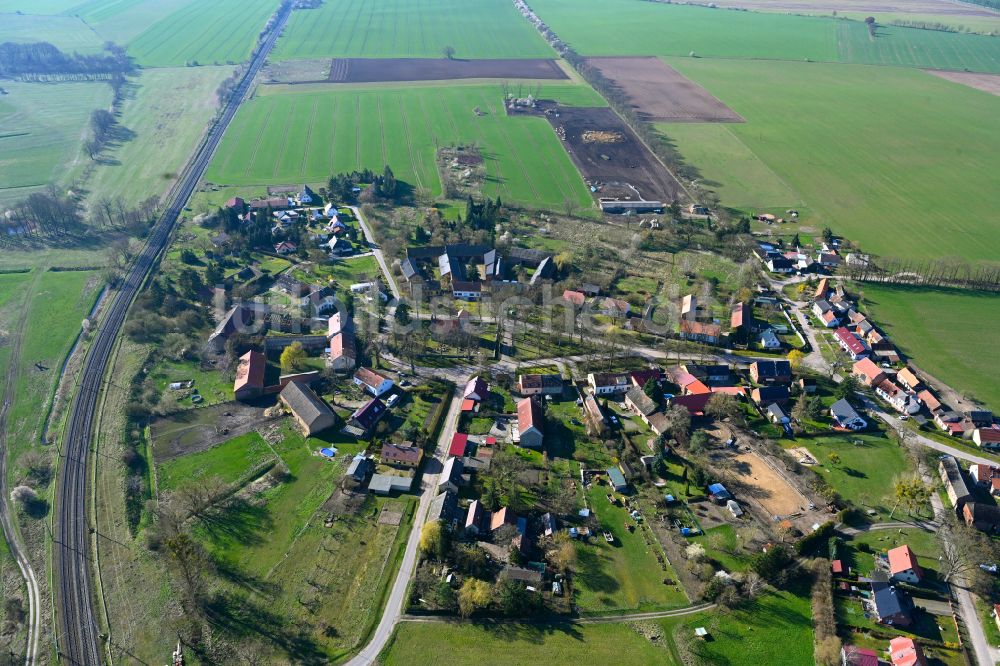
517;102;684;202
327;58;568;83
585;57;743;123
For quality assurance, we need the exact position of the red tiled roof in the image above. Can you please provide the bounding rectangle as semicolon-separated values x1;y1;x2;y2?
517;397;542;433
730;302;747;329
978;428;1000;443
831;560;844;574
679;319;721;338
887;545;921;577
917;390;941;412
710;386;746;397
889;636;926;666
835;327;866;355
354;366;388;389
671;393;712;416
234;350;266;393
630;368;662;388
381;443;422;465
852;358;884;385
686;379;712;395
562;289;586;306
449;433;469;457
461;398;477;412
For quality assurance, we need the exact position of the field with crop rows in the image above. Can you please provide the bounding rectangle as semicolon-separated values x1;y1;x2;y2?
68;0;194;45
0;81;113;206
531;0;1000;72
126;0;277;66
206;82;601;211
0;13;104;52
666;57;1000;262
861;284;1000;411
271;0;554;61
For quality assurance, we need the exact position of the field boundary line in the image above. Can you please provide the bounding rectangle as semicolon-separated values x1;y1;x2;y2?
299;97;320;176
720;124;805;207
396;95;426;191
242;101;275;178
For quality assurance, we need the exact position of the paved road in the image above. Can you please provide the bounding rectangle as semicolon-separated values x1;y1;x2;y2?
0;271;42;665
52;5;292;664
351;205;400;301
347;384;467;665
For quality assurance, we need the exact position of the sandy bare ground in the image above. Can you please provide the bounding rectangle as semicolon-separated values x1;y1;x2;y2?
925;69;1000;96
733;451;809;517
584;56;744;123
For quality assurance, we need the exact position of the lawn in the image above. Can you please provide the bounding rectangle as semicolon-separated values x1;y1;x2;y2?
779;433;912;519
860;284;1000;411
125;0;278;67
271;0;554;61
380;620;686;665
666;58;1000;263
205;82;601;212
574;484;689;614
75;66;230;206
148;357;235;409
0;81;113;205
531;0;1000;72
657;123;803;210
845;526;943;575
156;431;275;492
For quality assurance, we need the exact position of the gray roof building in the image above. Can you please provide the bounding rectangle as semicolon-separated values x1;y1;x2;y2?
279;381;337;436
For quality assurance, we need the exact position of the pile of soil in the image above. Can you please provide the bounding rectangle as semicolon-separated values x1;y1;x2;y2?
582;130;625;144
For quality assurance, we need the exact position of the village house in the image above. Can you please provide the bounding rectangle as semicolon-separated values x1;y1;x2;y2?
490;506;517;532
974;428;1000;450
939;455;972;515
516;397;544;448
868;571;912;626
935;410;971;436
438;457;464;494
751;385;790;408
679;319;722;344
583;394;606;435
274;240;298;255
896;367;921;391
233;350;266;401
464;376;489;402
889;637;927;666
350;397;387;434
518;373;563;396
834;326;869;360
681;364;730;384
964;502;1000;533
353;367;394;397
759;329;781;350
766;257;794;274
464;499;486;535
429;490;459;525
841;645;880;666
449;433;470;458
208;303;270;351
345;454;373;485
587;372;630;395
668;392;713;416
279;381;337;437
767;403;790;428
886;545;923;584
600;297;631;318
624;388;668;435
749;360;792;385
561;289;586;306
327;327;357;371
875;379;921;415
681;294;697;321
630;367;663;389
852;357;887;387
917;389;941;413
969;410;995;428
814;277;830;300
381;443;423;469
830;398;866;430
730;301;751;333
367;474;414;496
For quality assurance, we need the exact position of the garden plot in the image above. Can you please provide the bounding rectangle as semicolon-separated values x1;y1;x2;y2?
584;57;743;122
732;450;810;518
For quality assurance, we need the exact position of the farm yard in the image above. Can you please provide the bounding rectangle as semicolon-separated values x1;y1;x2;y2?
205;82;601;211
271;0;554;61
664;57;1000;262
0;81;113;205
583;57;743;123
530;0;1000;72
861;284;1000;411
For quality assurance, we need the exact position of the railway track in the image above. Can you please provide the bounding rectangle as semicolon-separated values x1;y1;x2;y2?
52;5;291;664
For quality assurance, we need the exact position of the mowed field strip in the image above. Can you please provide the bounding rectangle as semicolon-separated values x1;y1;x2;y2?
271;0;554;61
663;57;1000;262
530;0;1000;73
206;83;601;211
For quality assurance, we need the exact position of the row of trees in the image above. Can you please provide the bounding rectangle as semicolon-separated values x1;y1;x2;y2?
844;254;1000;292
0;41;132;79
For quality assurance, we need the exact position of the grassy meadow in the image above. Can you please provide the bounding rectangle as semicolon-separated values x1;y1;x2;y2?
531;0;1000;72
126;0;277;67
271;0;554;61
665;58;1000;262
0;81;113;205
860;284;1000;411
156;431;275;492
206;82;601;211
659;123;802;209
0;13;104;52
76;66;229;205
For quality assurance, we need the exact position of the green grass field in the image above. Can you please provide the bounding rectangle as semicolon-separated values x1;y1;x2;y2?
0;81;113;205
531;0;1000;72
156;431;275;492
658;123;802;209
861;284;1000;411
75;66;229;206
126;0;277;67
271;0;554;61
206;82;600;211
66;0;194;45
574;484;688;613
0;13;104;52
666;58;1000;262
779;433;911;518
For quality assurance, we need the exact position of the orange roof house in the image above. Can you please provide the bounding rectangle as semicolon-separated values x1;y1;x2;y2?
887;545;923;584
234;350;266;400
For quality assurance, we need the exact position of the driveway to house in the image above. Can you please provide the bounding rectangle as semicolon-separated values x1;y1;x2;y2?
350;205;400;300
786;301;832;374
346;383;466;665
